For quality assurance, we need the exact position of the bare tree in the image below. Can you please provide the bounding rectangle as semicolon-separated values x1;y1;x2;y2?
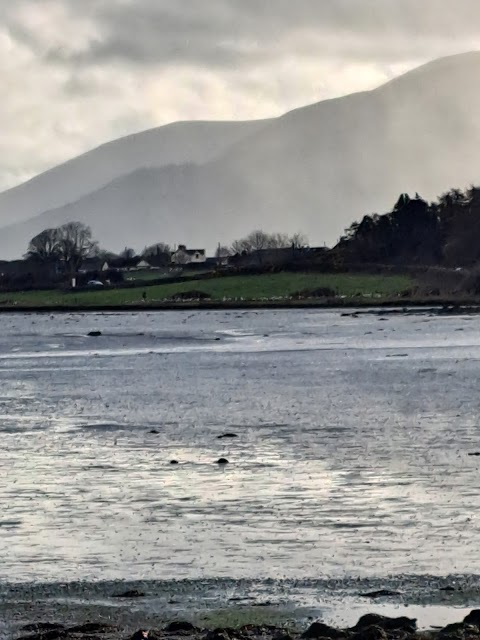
142;242;171;267
25;228;60;262
289;232;309;249
120;247;136;260
231;230;294;254
215;244;231;264
57;222;97;273
142;242;171;258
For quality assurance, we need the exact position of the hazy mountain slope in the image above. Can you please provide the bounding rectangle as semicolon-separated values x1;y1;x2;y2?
2;51;480;257
0;119;268;228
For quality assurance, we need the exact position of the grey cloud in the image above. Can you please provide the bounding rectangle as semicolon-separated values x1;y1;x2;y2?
31;0;480;68
0;0;479;192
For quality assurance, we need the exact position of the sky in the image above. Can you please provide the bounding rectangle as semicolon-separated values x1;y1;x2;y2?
1;0;480;190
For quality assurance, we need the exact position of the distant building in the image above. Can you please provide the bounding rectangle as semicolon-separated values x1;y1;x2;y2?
171;245;207;265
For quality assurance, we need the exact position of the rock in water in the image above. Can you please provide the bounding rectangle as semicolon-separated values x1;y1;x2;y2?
352;614;417;633
113;589;145;598
359;589;402;599
88;331;102;337
217;458;229;465
217;433;238;439
464;610;480;626
302;622;347;638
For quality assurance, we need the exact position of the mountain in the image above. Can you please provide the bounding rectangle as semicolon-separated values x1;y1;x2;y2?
0;119;267;227
1;51;480;258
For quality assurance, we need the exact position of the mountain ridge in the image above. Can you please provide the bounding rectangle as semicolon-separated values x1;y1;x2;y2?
1;50;480;258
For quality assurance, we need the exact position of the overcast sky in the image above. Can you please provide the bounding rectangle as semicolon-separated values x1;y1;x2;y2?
1;0;479;190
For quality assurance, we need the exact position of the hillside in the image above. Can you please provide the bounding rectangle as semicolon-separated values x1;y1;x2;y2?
1;51;480;257
0;119;267;228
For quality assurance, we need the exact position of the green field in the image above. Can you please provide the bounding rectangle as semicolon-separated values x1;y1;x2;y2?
0;272;413;307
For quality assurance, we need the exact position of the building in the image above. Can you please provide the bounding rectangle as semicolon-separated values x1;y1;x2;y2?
171;245;207;265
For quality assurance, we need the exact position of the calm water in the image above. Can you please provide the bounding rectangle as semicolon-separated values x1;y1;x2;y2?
1;309;480;585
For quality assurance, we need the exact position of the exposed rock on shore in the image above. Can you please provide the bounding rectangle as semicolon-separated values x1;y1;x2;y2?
15;611;480;640
17;610;480;640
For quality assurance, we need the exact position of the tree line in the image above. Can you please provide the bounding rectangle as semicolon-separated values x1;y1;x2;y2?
337;187;480;268
25;224;310;272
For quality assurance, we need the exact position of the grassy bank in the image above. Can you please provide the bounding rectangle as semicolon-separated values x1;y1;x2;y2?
0;272;413;308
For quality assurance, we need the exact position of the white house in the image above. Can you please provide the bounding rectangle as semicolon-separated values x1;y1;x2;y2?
171;245;207;265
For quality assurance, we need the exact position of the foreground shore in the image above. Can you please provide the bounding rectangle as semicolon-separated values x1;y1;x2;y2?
13;611;480;640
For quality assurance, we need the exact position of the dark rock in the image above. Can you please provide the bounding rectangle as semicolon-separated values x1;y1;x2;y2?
352;626;388;640
130;632;151;640
351;625;388;640
21;624;65;632
438;623;468;638
440;586;457;592
239;625;279;636
302;622;347;639
217;433;239;439
69;623;116;634
88;331;102;337
113;589;145;598
359;590;402;599
468;453;480;457
17;631;66;640
150;429;160;434
465;612;480;627
205;630;231;640
170;460;179;465
217;458;229;465
164;621;199;634
352;614;416;634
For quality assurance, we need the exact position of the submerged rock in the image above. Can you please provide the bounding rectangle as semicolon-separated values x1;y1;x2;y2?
359;590;402;599
217;433;239;439
217;458;229;465
113;589;145;598
87;330;102;337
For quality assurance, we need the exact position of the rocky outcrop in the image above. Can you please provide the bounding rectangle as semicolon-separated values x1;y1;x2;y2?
15;611;480;640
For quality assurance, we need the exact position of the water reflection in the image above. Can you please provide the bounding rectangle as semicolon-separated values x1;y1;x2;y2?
0;310;480;582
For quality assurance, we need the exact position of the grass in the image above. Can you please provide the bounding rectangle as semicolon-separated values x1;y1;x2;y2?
0;272;413;308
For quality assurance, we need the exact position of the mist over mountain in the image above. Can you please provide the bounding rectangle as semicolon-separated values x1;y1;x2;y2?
1;51;480;258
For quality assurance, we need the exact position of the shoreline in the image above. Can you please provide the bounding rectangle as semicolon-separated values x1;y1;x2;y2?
9;609;480;640
5;577;480;639
0;298;480;313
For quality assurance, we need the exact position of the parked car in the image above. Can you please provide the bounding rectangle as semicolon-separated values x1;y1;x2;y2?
87;280;104;287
